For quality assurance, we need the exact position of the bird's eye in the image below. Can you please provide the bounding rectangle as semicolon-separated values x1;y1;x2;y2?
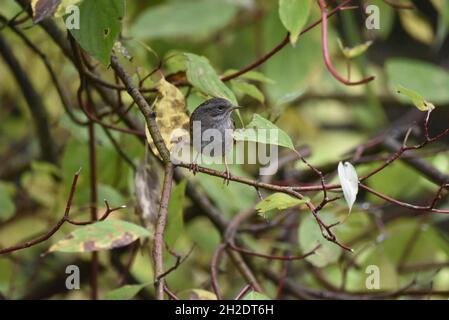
218;106;224;110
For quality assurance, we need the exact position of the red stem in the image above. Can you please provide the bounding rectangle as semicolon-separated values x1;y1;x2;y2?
221;0;355;82
318;0;375;86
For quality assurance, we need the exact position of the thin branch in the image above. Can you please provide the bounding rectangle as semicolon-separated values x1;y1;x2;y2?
228;242;320;261
210;243;226;300
234;285;252;300
221;0;355;82
0;171;125;255
110;55;170;162
152;163;174;300
156;244;195;282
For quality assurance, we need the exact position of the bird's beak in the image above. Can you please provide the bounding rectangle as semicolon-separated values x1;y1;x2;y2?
231;105;243;111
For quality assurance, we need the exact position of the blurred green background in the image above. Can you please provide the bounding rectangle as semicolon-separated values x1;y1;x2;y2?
1;0;449;300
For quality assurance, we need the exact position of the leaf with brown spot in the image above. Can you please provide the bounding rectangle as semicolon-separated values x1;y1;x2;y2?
145;78;190;157
47;220;151;253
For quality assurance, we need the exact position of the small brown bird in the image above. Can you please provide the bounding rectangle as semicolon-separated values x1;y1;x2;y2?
189;97;242;183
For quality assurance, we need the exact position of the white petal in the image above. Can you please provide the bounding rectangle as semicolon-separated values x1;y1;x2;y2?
338;162;359;213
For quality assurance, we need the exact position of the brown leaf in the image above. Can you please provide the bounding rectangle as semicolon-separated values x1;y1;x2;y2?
31;0;61;23
135;161;160;229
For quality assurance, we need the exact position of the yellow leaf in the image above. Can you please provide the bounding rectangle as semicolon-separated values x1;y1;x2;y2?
399;9;435;45
145;78;189;158
397;85;435;111
337;39;372;59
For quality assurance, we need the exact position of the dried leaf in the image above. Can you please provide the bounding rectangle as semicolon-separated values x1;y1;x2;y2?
135;162;160;229
165;180;187;247
31;0;61;23
145;78;190;158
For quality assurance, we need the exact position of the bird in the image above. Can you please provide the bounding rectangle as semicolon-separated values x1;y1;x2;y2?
189;97;242;184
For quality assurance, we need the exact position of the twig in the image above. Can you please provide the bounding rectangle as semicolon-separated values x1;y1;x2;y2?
210;243;226;300
227;242;320;261
234;284;252;300
152;163;174;300
0;171;124;255
164;285;180;300
110;55;170;162
221;0;355;82
156;244;195;282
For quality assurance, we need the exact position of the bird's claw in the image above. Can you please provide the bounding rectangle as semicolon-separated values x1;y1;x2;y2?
189;163;199;175
223;168;231;186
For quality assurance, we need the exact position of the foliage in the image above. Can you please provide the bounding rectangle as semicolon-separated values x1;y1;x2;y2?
0;0;449;301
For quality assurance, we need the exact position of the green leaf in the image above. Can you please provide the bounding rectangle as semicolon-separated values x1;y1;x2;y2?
386;58;449;104
263;9;322;102
76;183;126;208
55;0;82;17
239;71;275;84
104;283;151;300
48;220;151;253
196;165;257;218
279;0;312;45
223;70;275;84
21;162;60;208
337;39;373;59
233;114;295;150
399;7;434;45
165;180;187;247
231;80;265;102
131;0;237;40
184;53;237;104
298;212;342;267
435;0;449;46
0;182;16;222
189;289;217;300
370;0;395;39
243;291;271;300
68;0;125;65
255;193;308;217
397;85;435;111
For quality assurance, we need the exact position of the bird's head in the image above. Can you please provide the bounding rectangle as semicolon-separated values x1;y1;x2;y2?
192;97;241;122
